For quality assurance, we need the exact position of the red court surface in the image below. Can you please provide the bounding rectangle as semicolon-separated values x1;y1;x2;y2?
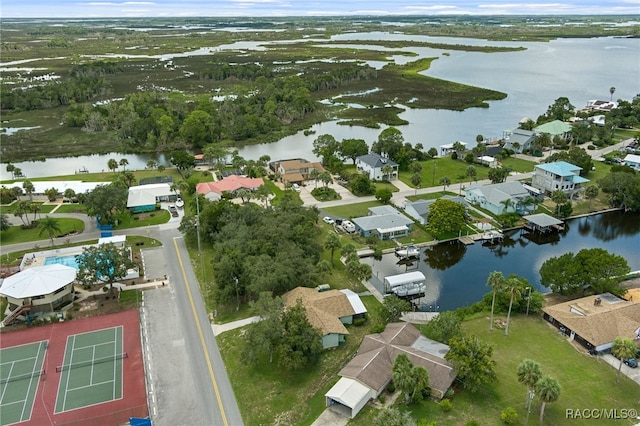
0;310;147;425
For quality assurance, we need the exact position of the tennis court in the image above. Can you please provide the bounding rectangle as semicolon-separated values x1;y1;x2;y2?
55;326;125;413
0;340;48;426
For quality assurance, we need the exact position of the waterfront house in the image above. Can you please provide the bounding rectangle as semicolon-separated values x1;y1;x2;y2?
503;128;535;153
355;153;398;181
325;322;456;418
282;287;367;349
351;206;413;240
534;120;573;138
126;183;175;212
274;159;325;185
465;181;532;215
403;196;467;225
530;161;589;198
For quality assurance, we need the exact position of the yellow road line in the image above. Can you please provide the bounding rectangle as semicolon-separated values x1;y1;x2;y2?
173;238;228;426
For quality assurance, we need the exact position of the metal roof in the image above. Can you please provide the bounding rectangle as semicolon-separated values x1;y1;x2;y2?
0;264;76;299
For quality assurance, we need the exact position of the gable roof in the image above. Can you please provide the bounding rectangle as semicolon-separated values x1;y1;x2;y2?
543;293;640;347
339;322;456;396
356;153;398;168
467;181;530;206
404;196;467;218
282;287;367;336
508;128;535;143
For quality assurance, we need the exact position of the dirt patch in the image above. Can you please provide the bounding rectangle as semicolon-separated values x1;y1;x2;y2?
72;293;135;319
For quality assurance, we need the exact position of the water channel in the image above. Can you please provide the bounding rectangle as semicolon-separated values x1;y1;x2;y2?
363;210;640;312
2;35;638;180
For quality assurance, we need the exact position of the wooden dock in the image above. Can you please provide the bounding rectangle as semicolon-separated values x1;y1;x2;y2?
458;236;475;245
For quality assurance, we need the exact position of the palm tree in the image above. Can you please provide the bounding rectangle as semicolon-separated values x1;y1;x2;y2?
381;164;394;181
392;354;416;404
466;166;477;185
38;216;61;246
309;168;320;187
341;243;357;260
119;158;129;171
517;359;542;407
500;197;514;214
536;375;561;423
611;337;637;384
504;276;522;336
6;163;15;179
486;271;505;331
439;176;451;194
411;366;430;402
610;86;616;102
107;158;118;173
22;180;35;201
551;190;568;216
316;259;331;283
324;233;342;265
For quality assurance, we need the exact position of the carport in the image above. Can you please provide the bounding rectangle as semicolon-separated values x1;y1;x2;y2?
325;377;374;419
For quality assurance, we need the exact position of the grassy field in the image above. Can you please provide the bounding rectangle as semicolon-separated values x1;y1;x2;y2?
217;295;384;426
349;314;640;426
0;218;85;246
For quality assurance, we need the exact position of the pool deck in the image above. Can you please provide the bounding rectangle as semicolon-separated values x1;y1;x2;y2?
21;248;85;270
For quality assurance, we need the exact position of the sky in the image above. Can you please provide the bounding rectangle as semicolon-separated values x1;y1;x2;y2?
1;0;639;19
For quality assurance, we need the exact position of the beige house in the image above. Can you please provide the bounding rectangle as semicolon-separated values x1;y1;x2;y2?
542;293;640;353
282;287;367;349
0;264;76;326
275;159;325;185
325;322;456;418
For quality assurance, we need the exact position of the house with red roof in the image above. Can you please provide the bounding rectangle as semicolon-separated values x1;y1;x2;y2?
196;175;264;201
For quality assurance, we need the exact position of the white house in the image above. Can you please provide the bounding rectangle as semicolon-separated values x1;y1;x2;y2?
465;181;533;216
530;161;589;197
126;183;175;212
351;206;413;240
623;154;640;171
355;153;398;181
0;264;76;326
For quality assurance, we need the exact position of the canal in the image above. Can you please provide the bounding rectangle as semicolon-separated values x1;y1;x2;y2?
363;210;640;312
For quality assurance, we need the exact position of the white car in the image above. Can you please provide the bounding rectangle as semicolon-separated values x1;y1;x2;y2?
292;183;301;192
323;217;334;225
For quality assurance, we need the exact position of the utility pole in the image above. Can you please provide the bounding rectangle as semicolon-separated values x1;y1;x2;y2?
234;276;239;311
526;286;532;316
195;193;201;254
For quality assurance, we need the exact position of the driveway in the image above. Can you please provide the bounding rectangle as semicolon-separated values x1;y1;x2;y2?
600;354;640;385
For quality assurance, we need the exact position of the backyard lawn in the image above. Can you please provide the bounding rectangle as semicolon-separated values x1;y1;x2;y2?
350;314;640;425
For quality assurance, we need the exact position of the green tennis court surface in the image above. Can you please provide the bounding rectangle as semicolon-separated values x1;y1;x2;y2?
55;326;124;413
0;340;48;426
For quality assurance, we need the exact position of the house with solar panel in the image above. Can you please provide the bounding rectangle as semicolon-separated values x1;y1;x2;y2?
530;161;589;198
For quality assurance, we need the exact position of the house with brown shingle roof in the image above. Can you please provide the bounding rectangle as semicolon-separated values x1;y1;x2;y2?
542;292;640;353
282;287;367;349
325;322;456;419
274;159;325;185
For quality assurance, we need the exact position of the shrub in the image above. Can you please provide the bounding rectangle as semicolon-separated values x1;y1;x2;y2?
465;421;480;426
66;312;73;320
439;398;452;412
353;317;367;327
386;382;396;393
378;395;386;404
373;248;383;260
501;407;518;424
102;286;108;292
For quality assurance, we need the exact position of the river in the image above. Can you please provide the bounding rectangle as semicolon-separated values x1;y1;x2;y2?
363;210;640;312
1;34;638;180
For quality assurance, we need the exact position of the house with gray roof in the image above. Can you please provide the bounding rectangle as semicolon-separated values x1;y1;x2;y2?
403;196;468;225
503;128;535;153
355;152;398;181
324;322;456;418
351;206;413;240
530;161;589;198
465;181;533;216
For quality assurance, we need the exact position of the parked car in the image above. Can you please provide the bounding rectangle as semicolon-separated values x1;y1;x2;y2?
168;205;179;217
292;183;301;192
323;216;334;224
623;358;638;368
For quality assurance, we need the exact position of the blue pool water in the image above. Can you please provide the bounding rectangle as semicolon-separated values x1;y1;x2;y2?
44;255;79;270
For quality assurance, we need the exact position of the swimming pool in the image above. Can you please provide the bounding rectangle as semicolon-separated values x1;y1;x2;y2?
44;255;79;270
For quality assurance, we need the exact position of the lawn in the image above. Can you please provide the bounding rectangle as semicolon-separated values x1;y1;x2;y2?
323;200;384;219
351;314;640;426
0;218;85;246
217;295;384;426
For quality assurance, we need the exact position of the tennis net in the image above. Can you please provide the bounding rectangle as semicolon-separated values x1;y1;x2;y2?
56;352;128;372
0;369;46;385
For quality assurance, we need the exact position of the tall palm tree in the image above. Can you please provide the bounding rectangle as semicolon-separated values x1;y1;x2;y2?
324;233;342;265
381;164;394;181
500;197;514;214
440;176;451;194
536;375;561;423
504;276;522;336
609;86;616;102
107;158;118;173
551;190;568;216
119;158;129;171
466;166;477;185
22;180;35;201
611;337;637;384
316;259;331;283
517;359;542;407
38;216;61;246
392;354;417;404
486;271;505;331
309;168;320;187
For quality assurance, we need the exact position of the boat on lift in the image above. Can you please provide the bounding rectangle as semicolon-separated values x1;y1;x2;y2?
175;197;184;209
395;244;419;259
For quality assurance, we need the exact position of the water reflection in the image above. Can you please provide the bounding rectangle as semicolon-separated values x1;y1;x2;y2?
366;211;640;312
